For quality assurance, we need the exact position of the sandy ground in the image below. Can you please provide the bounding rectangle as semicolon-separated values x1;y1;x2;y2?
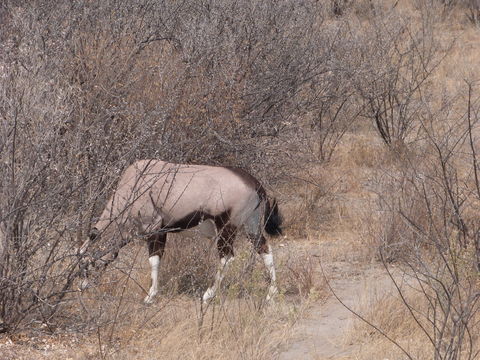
278;259;396;360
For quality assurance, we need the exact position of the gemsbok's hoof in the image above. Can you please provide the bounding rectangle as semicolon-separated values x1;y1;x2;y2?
144;294;156;304
202;287;216;305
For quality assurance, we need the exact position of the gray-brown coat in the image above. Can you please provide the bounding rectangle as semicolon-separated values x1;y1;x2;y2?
79;159;282;304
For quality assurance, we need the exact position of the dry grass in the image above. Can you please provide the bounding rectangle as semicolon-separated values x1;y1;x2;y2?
346;288;432;359
112;300;298;360
0;297;306;360
345;273;480;360
0;231;324;359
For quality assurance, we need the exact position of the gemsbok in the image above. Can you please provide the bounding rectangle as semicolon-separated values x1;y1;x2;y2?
78;159;283;304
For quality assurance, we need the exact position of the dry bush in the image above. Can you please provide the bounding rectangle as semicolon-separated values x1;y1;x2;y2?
464;0;480;24
432;0;480;25
353;6;447;148
367;161;433;262
279;164;345;239
278;250;324;300
0;1;172;331
288;19;363;163
348;270;480;360
363;86;480;359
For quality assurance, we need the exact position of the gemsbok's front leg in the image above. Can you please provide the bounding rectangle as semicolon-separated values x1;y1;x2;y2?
202;255;234;304
144;233;166;304
202;225;236;304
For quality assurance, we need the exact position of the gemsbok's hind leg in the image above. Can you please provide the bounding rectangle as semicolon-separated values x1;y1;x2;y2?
202;225;236;304
246;208;278;302
254;236;278;302
144;233;167;304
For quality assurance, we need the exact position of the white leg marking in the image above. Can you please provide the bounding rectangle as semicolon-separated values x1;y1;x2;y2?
144;255;160;304
262;245;278;302
202;256;234;304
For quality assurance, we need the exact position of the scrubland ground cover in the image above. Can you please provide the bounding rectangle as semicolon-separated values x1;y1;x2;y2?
1;0;480;359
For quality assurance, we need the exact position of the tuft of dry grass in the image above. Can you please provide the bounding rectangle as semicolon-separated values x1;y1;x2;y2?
345;279;431;359
345;268;480;360
111;299;302;360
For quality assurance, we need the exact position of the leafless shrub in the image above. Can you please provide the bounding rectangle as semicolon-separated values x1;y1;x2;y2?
292;22;363;163
354;9;447;148
432;0;480;25
371;85;480;359
0;0;183;331
464;0;480;24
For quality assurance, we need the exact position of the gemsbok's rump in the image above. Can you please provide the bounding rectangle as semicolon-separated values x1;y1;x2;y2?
77;159;283;304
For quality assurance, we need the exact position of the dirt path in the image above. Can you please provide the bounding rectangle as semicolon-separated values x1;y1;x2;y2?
278;261;394;360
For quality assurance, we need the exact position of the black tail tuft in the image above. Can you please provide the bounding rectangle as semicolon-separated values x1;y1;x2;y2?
264;198;283;236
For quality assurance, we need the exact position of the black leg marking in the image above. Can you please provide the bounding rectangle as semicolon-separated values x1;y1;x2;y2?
214;217;236;258
148;233;167;258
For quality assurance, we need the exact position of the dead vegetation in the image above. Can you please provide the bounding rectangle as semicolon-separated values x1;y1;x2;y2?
1;0;480;359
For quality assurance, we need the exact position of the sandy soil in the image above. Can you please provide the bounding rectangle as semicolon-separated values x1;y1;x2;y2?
278;260;395;360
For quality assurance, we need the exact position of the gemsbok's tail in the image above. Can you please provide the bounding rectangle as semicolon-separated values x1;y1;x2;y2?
264;198;283;236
